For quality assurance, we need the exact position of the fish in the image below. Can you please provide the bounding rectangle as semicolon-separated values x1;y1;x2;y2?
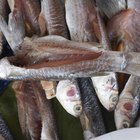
30;81;59;140
115;76;140;129
56;80;82;117
0;0;10;55
39;0;69;38
0;9;25;53
0;114;13;140
96;0;126;18
12;81;42;140
65;0;106;137
91;10;119;111
77;78;106;136
20;0;41;36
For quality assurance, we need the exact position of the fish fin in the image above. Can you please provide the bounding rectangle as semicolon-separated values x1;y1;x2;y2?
38;12;48;36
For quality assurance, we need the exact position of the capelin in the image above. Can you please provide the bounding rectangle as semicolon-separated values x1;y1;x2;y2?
56;80;82;117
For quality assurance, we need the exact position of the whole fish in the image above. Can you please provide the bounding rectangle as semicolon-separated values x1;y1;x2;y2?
0;114;13;140
31;81;59;140
56;80;82;117
96;0;126;18
115;76;140;129
65;0;106;138
12;81;42;140
91;10;119;111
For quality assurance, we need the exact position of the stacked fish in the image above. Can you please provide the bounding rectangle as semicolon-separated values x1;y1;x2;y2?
0;0;140;140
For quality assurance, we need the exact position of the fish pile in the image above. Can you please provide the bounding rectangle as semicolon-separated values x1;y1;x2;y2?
0;0;140;140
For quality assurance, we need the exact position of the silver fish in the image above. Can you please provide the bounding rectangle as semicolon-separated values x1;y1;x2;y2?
56;80;82;117
96;0;126;18
115;76;140;129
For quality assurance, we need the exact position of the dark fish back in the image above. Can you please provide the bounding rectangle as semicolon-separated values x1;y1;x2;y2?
77;78;106;136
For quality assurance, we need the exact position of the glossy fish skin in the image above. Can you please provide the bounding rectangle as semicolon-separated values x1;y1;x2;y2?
65;0;97;42
77;78;106;136
40;0;69;38
56;80;82;117
0;114;13;140
12;81;42;140
115;76;140;129
96;0;126;18
30;81;59;140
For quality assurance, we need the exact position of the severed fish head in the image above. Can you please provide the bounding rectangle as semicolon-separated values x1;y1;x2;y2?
92;72;119;111
115;95;133;129
56;80;82;117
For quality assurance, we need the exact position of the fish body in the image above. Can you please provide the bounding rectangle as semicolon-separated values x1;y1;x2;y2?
77;78;106;136
39;0;69;38
65;0;97;42
12;81;42;140
96;0;126;18
115;76;140;129
56;80;82;117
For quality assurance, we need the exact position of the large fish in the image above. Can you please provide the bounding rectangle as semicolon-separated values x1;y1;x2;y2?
96;0;126;18
115;76;140;129
12;81;42;140
56;80;82;117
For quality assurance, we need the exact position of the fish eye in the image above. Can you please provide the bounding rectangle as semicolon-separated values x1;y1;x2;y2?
73;104;82;113
122;121;130;128
112;96;118;102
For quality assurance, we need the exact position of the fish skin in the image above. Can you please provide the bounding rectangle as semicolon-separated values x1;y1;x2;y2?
56;80;82;117
115;76;140;129
20;0;41;36
77;78;106;136
30;81;59;140
12;81;42;140
0;9;25;53
65;0;97;42
0;0;10;55
96;0;126;18
39;0;69;38
0;114;13;140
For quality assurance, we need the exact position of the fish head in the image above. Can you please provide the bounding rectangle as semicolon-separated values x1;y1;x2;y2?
92;72;119;111
56;80;82;117
115;97;133;129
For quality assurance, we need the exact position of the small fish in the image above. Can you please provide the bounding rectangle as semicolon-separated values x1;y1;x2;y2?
92;72;118;111
12;81;42;140
96;0;126;18
77;78;106;136
115;76;140;129
56;80;82;117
